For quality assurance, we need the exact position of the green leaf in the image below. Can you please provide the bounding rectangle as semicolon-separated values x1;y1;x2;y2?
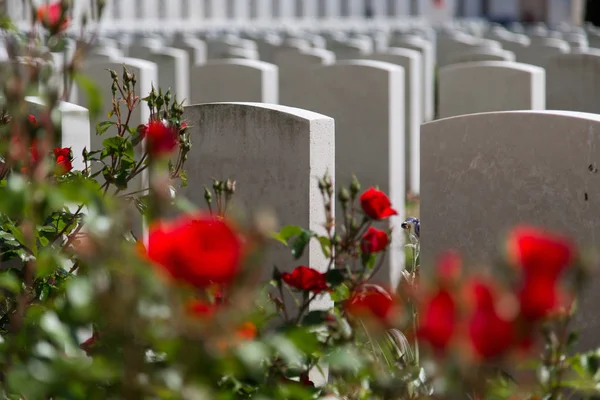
317;236;331;258
325;269;345;286
96;121;115;136
290;230;314;260
330;283;350;302
271;225;303;245
74;73;102;118
102;136;126;151
180;170;188;187
0;272;21;292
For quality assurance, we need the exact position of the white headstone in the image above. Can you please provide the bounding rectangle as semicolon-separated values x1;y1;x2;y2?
143;47;190;106
517;38;570;68
420;110;600;350
182;103;334;274
25;97;91;172
546;51;600;114
366;48;423;195
275;48;335;108
299;60;405;288
391;35;435;121
190;59;278;104
438;61;546;118
448;48;516;64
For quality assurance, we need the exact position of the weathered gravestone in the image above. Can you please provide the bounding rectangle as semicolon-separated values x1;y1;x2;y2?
25;97;91;172
130;45;190;105
546;51;600;114
298;60;406;288
365;48;423;195
181;103;334;276
448;48;516;64
517;38;570;68
190;59;278;104
420;110;600;350
390;35;435;121
438;61;546;118
77;58;157;156
75;56;157;222
275;48;335;108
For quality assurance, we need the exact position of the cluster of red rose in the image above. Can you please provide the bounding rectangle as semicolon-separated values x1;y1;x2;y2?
144;186;400;335
10;115;73;175
418;226;575;361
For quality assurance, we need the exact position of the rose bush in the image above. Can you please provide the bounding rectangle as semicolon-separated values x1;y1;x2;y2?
0;2;598;400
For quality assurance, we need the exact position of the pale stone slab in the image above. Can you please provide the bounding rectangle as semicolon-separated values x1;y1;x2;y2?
420;110;600;350
366;48;423;195
448;48;516;64
438;61;546;118
546;51;600;114
143;47;190;105
275;48;335;108
299;60;405;288
328;38;373;60
76;58;157;193
437;32;481;67
390;35;435;121
25;98;91;172
517;38;570;68
182;103;334;275
190;59;278;104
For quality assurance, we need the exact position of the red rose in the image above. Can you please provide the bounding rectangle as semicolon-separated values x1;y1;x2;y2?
467;280;515;359
53;147;72;174
142;120;178;156
507;226;573;279
187;299;218;318
347;284;397;325
36;2;70;33
146;214;241;289
282;266;328;294
518;277;565;320
359;187;398;220
27;115;38;127
418;288;456;351
360;227;389;254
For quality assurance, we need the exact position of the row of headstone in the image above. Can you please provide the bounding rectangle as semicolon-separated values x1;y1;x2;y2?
32;96;405;290
48;95;600;354
7;0;454;29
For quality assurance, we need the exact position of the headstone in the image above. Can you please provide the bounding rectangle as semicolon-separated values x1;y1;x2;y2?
438;61;545;118
25;97;91;172
143;47;190;105
365;48;423;195
182;103;334;275
517;38;570;68
329;38;373;60
76;58;157;191
275;48;335;107
391;35;435;121
546;51;600;114
298;60;405;287
448;48;516;64
190;59;278;104
437;32;480;67
420;110;600;350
